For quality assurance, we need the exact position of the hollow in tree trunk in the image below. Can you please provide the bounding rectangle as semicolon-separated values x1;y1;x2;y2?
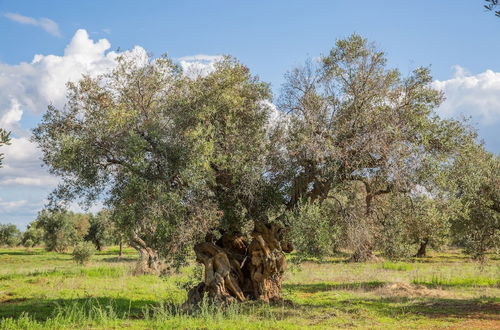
184;221;293;307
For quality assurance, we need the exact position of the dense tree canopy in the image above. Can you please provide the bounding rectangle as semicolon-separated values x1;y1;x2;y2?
33;51;291;302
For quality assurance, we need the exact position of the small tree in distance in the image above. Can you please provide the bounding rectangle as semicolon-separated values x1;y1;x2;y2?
72;241;96;265
35;210;90;253
21;224;44;248
0;224;21;247
85;210;114;251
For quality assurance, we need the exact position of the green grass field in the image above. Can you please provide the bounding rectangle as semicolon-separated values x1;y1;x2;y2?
0;247;498;329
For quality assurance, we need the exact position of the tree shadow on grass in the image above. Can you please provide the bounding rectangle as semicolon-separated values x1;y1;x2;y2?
0;296;157;321
287;292;499;321
0;251;43;256
284;281;499;321
289;257;348;265
283;281;386;293
361;297;495;320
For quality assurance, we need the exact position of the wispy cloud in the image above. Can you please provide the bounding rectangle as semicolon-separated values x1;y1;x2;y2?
0;198;28;213
4;12;61;37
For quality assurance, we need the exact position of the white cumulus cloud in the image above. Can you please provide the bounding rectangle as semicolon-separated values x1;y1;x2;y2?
433;66;500;125
0;136;57;188
0;99;23;133
0;29;144;119
0;29;144;191
4;12;61;37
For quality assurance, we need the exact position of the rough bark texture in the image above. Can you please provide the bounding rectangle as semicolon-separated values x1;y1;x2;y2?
184;222;293;307
130;233;164;275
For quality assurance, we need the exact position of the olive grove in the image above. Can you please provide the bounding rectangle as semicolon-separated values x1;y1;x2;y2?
32;34;499;305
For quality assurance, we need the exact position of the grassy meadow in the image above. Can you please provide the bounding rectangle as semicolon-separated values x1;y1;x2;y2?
0;247;499;329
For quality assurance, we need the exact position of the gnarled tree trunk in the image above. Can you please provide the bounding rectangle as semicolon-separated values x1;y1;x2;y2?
130;232;164;275
184;221;293;307
415;238;428;258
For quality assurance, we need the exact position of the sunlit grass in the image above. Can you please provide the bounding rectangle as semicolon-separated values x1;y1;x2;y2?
381;261;413;271
412;274;499;288
0;246;498;329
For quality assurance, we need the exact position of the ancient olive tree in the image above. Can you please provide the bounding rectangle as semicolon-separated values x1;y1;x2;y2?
182;60;293;304
34;52;292;303
272;34;472;261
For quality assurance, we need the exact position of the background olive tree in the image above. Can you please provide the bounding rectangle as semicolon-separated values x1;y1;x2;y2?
21;224;44;248
34;210;90;253
0;224;21;247
84;210;115;251
445;144;500;261
272;34;474;261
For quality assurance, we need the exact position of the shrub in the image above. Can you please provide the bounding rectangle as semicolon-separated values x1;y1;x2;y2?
72;242;96;265
21;225;44;247
288;200;342;258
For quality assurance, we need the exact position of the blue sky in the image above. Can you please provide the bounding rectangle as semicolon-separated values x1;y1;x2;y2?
0;1;499;228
